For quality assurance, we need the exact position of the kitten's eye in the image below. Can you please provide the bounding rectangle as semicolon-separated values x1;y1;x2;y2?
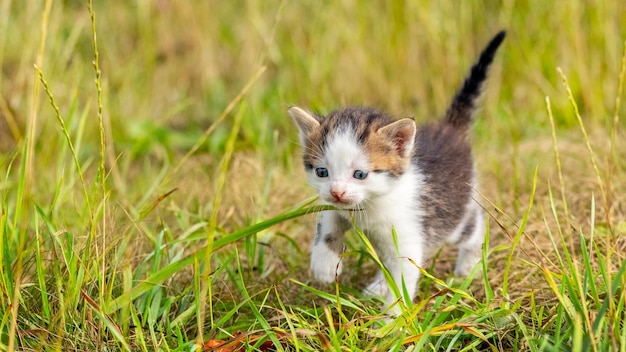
315;167;329;178
304;162;313;170
353;170;368;180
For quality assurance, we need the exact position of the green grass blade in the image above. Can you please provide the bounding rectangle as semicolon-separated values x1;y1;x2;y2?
104;204;334;314
502;166;538;298
33;208;50;321
83;290;131;351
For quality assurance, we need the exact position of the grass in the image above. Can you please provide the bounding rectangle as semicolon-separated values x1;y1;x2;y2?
1;1;625;351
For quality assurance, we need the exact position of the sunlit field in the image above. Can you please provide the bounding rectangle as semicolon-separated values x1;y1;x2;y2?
1;1;625;350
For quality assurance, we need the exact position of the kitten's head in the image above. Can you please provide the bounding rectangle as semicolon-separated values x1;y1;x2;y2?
289;106;416;209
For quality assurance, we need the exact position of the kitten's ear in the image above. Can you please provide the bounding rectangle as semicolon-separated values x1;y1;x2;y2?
377;118;416;157
289;106;320;144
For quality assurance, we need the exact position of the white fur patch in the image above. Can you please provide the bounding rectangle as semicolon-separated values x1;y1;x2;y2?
343;165;426;313
310;240;343;283
306;130;371;206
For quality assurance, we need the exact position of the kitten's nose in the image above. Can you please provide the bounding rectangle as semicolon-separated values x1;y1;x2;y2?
330;189;346;201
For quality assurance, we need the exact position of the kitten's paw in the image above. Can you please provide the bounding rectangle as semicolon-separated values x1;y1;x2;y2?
454;247;482;277
363;274;388;297
310;244;342;283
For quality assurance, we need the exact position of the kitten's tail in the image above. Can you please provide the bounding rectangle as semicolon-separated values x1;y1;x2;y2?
445;30;506;128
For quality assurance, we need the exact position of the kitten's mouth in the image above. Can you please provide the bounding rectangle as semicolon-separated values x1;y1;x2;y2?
325;198;360;210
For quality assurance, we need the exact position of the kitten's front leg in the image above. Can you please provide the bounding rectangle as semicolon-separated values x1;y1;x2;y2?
381;236;424;316
363;270;387;297
310;211;351;283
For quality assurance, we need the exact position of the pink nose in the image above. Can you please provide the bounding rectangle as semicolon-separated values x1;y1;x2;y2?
330;190;345;201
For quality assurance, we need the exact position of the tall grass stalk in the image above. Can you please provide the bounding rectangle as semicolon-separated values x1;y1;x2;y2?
502;166;538;299
87;0;108;310
196;101;246;346
541;69;626;350
546;97;570;222
35;66;91;214
557;68;608;221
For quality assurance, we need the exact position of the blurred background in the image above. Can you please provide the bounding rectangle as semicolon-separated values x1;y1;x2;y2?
2;1;625;154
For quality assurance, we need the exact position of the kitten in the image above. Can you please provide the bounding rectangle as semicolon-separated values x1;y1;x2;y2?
290;31;505;314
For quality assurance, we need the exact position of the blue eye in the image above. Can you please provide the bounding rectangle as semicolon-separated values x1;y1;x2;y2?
353;170;368;180
315;167;329;177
